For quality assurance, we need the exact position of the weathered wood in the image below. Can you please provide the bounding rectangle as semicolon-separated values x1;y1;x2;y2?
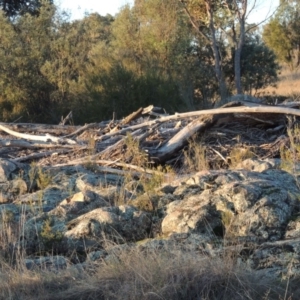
13;149;75;162
59;111;73;125
149;115;216;162
0;124;77;145
0;139;77;149
0;100;300;172
121;107;143;125
53;159;163;176
62;123;97;138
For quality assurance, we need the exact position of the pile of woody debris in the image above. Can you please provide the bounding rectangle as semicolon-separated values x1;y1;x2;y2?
1;99;300;176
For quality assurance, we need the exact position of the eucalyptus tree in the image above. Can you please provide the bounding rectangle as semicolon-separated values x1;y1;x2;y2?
0;0;53;17
93;0;194;113
179;0;272;97
263;0;300;70
0;1;55;121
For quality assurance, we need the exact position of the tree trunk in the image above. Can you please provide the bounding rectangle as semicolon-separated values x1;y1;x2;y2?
233;0;247;94
205;0;227;102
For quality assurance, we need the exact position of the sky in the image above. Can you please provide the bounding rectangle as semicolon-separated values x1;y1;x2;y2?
55;0;279;24
54;0;134;19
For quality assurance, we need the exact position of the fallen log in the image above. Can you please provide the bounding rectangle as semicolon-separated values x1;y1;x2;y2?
1;100;300;171
149;115;216;162
0;124;77;145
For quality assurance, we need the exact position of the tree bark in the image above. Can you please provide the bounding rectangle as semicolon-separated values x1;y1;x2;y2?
205;0;227;102
235;0;247;94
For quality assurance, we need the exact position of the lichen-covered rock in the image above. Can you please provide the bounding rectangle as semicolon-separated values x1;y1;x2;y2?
249;238;300;278
49;190;110;221
16;186;69;212
236;158;281;172
65;205;152;251
76;173;122;191
162;169;300;243
0;159;17;182
24;255;68;271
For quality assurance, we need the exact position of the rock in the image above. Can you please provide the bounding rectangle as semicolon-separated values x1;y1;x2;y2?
50;190;110;221
87;250;106;262
76;173;122;191
160;185;176;194
24;255;68;271
249;238;300;278
161;191;222;237
172;183;203;198
65;205;152;251
236;158;281;172
16;186;69;212
0;159;17;182
162;169;300;243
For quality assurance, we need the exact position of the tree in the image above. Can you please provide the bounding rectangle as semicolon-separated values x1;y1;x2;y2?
263;0;300;70
225;34;280;94
0;0;53;17
0;2;55;121
180;0;228;101
180;0;275;98
89;0;193;117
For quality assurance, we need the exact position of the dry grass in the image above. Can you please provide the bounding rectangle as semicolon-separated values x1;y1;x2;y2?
1;213;296;300
257;68;300;100
0;243;298;300
0;208;298;300
183;136;209;172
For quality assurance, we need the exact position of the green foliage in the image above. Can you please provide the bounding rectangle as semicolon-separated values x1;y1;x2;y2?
263;1;300;70
40;218;64;252
183;136;209;172
0;0;283;123
0;1;55;122
28;162;52;191
280;120;300;173
86;64;184;121
0;0;53;17
225;35;280;94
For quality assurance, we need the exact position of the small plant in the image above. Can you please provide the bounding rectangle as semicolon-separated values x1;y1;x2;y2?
229;145;254;168
28;162;52;190
83;134;98;172
36;167;52;190
183;136;209;172
124;133;148;167
40;218;64;253
143;165;170;194
280;119;300;173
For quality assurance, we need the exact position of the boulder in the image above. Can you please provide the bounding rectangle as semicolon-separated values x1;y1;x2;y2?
162;169;300;243
24;255;68;271
0;159;17;182
65;205;152;251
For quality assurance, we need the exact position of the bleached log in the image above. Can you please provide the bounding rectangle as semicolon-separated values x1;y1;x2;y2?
158;103;300;120
62;123;97;138
52;159;162;176
149;116;216;162
59;111;73;125
121;107;143;125
96;103;300;141
0;139;77;149
13;149;75;162
0;124;77;145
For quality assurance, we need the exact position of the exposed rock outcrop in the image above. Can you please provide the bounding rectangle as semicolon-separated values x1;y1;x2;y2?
1;157;300;279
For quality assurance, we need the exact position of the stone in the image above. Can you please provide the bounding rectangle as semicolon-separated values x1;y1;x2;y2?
0;159;17;182
161;169;300;243
24;255;68;271
64;205;152;251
